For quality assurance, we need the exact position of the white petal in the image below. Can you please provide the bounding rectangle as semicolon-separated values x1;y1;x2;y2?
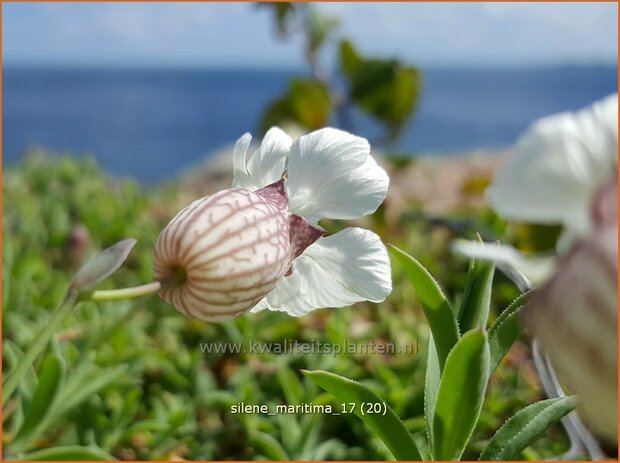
487;94;618;237
246;127;292;189
287;128;388;220
252;228;392;316
232;133;253;189
452;239;556;289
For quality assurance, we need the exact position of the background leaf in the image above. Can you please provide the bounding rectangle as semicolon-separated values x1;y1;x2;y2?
303;369;422;461
432;330;489;461
13;353;65;444
479;396;577;460
20;445;116;461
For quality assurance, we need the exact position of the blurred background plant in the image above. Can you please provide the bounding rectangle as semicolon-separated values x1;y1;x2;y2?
258;3;421;144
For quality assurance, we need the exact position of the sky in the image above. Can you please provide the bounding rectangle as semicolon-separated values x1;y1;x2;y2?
3;2;618;68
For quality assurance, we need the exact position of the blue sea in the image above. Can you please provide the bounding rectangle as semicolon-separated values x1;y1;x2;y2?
3;65;617;183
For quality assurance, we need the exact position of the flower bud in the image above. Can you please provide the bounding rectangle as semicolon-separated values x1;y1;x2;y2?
153;183;292;321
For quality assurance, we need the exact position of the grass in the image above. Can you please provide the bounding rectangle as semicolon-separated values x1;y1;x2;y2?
2;153;569;460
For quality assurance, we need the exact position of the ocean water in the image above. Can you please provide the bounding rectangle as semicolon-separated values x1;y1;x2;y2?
3;65;617;183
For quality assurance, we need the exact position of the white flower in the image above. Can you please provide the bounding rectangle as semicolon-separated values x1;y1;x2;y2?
455;94;618;285
489;93;618;246
153;127;391;320
236;127;392;316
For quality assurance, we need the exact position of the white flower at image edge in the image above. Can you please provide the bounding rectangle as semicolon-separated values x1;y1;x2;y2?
454;93;618;285
153;127;391;320
235;127;391;316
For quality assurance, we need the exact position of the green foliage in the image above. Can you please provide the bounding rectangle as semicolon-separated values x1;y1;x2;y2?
339;40;422;138
260;5;421;142
458;257;495;332
479;397;577;460
389;245;459;370
432;330;489;460
21;445;116;461
423;339;440;454
13;354;65;446
260;79;332;135
303;370;422;461
488;292;531;372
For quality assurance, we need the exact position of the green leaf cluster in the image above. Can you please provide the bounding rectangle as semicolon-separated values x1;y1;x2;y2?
306;244;576;461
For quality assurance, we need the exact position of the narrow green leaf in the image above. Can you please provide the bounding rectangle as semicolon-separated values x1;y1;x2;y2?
13;354;64;443
2;340;38;401
389;245;459;369
20;445;116;461
52;365;129;417
458;258;495;332
70;238;136;292
433;330;490;461
277;367;303;406
479;396;577;460
303;369;422;461
424;338;440;454
488;292;532;372
249;430;290;461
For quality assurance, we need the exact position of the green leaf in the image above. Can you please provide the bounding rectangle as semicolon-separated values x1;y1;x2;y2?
458;258;495;333
339;39;362;78
70;238;136;292
260;79;332;134
2;340;38;402
479;396;577;460
249;430;290;460
288;79;332;129
432;330;490;461
346;59;421;138
424;338;440;453
53;365;129;416
303;369;422;461
20;445;116;461
13;353;65;444
488;292;532;372
389;245;459;370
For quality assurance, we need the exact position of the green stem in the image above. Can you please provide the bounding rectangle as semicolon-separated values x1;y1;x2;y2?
84;281;161;302
2;291;78;407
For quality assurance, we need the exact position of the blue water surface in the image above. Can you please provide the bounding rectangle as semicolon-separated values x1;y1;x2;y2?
3;65;617;183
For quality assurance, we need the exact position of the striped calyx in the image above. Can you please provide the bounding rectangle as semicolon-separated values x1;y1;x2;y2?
153;179;323;321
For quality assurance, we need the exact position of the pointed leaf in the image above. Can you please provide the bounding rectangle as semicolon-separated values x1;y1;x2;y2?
479;396;577;460
424;337;440;453
390;245;459;369
303;369;422;460
433;330;490;461
249;430;290;461
13;353;64;443
488;292;532;372
458;258;495;332
70;238;136;292
21;445;116;461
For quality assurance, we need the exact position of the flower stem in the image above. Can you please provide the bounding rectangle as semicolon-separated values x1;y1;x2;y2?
2;290;78;407
85;281;161;302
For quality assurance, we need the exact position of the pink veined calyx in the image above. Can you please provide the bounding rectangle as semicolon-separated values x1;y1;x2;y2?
153;127;392;321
